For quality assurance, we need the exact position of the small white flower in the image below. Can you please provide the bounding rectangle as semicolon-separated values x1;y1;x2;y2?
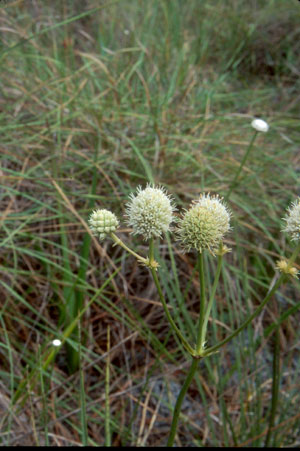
125;184;175;240
283;197;300;241
176;193;231;255
251;118;269;133
52;339;62;347
88;209;119;241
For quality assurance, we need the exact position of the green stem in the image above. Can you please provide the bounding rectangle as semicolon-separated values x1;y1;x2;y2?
110;232;148;266
196;252;206;353
149;237;155;264
202;241;300;357
226;130;258;201
78;323;88;446
167;358;199;447
201;253;223;346
265;327;280;447
105;326;111;447
201;274;284;357
286;242;300;267
151;266;195;356
149;239;195;356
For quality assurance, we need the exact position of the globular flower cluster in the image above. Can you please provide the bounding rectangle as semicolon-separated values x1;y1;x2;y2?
88;209;119;241
282;197;300;241
176;194;231;255
125;184;175;240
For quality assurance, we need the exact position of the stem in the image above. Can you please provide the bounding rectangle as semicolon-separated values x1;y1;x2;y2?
110;232;148;265
265;327;280;447
202;241;300;357
149;237;155;264
196;252;206;353
78;323;88;446
151;265;195;356
201;253;223;346
149;239;195;356
167;358;199;447
286;242;300;267
105;326;111;447
201;274;284;357
226;130;258;201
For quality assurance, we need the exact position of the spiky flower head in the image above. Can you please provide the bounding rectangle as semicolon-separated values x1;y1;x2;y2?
125;184;175;240
88;209;119;241
282;197;300;241
176;193;231;255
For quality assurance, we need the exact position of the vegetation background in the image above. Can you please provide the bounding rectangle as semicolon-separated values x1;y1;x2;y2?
0;0;300;446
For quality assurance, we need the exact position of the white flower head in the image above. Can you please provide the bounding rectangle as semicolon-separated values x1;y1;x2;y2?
52;339;62;347
125;184;175;240
251;118;269;133
282;197;300;241
88;209;119;241
176;193;231;255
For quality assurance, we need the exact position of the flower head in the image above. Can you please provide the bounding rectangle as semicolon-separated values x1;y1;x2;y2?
276;259;298;279
52;339;62;347
125;184;175;240
176;193;231;255
88;209;119;241
251;118;269;133
282;197;300;241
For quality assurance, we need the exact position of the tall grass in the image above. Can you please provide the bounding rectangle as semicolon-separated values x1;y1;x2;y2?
0;0;300;446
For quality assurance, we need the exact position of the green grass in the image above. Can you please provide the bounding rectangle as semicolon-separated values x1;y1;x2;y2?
1;0;300;446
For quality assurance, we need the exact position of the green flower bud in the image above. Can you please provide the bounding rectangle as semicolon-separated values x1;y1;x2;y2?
88;209;119;241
